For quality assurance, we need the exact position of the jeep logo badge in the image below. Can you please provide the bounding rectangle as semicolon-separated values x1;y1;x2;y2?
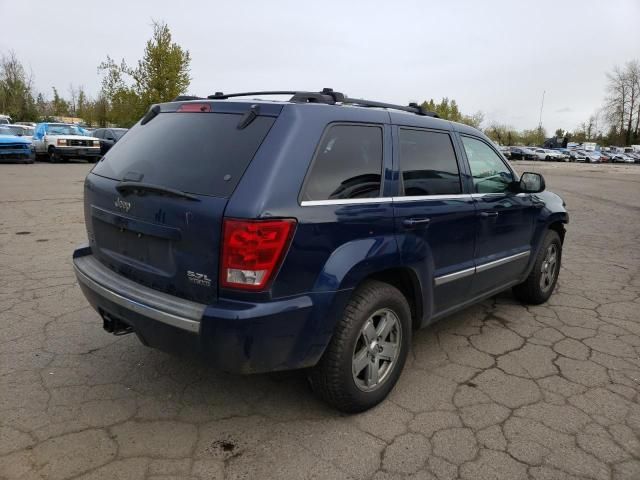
114;197;131;213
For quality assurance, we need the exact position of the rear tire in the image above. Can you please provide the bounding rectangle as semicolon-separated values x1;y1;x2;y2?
309;280;411;413
513;230;562;304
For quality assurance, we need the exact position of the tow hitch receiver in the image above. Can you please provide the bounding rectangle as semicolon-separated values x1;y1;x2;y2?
102;312;134;336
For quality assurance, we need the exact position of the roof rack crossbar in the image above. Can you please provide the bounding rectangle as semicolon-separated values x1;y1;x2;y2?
204;89;438;117
207;91;300;99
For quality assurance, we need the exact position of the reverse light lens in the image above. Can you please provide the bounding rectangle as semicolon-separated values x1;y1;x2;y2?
57;139;67;146
220;218;296;291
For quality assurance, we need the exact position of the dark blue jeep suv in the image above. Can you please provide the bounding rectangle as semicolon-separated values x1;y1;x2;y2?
73;89;568;412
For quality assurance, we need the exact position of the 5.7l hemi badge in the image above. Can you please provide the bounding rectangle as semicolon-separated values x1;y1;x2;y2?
187;270;211;287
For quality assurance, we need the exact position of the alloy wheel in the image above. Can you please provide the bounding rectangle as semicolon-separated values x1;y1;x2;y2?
352;308;402;392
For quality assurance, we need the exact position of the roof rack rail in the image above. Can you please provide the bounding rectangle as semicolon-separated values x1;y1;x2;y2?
204;89;438;117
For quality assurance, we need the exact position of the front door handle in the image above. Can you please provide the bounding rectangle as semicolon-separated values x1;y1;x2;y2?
403;217;431;227
479;211;499;218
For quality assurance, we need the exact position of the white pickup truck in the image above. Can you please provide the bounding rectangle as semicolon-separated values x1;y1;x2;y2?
33;123;101;163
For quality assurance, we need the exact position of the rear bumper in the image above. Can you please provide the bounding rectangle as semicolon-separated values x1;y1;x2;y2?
73;247;349;373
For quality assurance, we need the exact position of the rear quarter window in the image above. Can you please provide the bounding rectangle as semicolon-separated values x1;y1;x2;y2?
91;112;275;197
301;124;383;202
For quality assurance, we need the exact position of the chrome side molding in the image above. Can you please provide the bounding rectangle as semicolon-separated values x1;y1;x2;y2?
435;251;530;286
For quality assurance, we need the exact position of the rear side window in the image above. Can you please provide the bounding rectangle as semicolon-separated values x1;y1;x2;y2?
91;112;275;197
399;129;461;196
301;124;383;201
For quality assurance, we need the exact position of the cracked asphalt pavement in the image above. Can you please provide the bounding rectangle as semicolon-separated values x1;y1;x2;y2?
1;161;640;480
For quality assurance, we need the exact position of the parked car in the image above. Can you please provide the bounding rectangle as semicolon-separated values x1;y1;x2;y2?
14;121;36;127
92;127;128;154
584;151;602;163
509;146;536;160
0;114;12;125
6;124;35;139
618;153;636;163
599;152;612;162
549;149;570;161
530;148;548;160
0;126;35;163
72;89;568;412
32;123;101;163
497;145;511;159
569;149;587;162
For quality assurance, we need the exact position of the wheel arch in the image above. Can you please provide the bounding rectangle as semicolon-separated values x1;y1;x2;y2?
364;267;424;330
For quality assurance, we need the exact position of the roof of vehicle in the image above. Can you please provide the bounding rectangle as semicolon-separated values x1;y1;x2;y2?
165;89;493;144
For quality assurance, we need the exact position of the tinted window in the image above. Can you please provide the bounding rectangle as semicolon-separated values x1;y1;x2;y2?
461;136;514;193
302;124;382;201
399;129;461;196
92;112;275;197
93;129;104;139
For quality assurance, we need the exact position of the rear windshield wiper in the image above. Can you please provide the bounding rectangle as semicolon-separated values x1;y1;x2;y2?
116;181;200;201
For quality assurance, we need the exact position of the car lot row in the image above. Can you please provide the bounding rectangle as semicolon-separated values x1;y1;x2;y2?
500;145;640;163
0;121;127;164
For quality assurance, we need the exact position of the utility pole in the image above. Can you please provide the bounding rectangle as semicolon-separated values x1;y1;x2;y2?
538;90;545;130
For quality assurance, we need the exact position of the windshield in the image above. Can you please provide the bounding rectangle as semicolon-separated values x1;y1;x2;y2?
0;127;15;136
46;124;84;136
2;126;23;135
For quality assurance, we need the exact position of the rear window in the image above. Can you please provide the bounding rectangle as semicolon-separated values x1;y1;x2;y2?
301;124;383;201
91;112;275;197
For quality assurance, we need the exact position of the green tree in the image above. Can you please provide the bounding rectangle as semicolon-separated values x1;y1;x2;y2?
98;21;191;126
0;51;38;121
51;87;70;116
421;97;483;128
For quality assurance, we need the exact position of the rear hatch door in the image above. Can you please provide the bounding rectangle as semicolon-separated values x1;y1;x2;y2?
85;101;281;304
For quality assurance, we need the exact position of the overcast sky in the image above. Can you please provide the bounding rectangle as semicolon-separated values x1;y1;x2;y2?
1;0;639;132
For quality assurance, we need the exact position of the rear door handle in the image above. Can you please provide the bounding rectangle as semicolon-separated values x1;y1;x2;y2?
403;217;431;227
479;211;499;218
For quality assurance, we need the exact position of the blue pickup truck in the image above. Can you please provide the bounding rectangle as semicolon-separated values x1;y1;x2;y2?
0;126;34;163
73;89;568;412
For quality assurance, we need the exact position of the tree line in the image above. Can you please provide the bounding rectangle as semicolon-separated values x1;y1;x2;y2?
0;21;190;128
0;22;638;147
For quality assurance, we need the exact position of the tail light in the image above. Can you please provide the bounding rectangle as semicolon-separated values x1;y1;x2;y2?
220;218;296;291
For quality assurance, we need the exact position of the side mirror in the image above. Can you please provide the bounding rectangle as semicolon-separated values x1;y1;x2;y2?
519;172;545;193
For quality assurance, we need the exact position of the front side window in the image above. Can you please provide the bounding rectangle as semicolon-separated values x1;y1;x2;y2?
399;129;461;196
301;124;383;201
462;136;514;194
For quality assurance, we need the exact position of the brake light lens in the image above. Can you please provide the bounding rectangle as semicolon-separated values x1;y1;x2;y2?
177;103;212;112
220;218;296;291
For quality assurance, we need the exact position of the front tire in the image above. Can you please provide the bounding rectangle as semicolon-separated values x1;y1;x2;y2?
47;146;59;163
309;280;411;413
513;230;562;304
